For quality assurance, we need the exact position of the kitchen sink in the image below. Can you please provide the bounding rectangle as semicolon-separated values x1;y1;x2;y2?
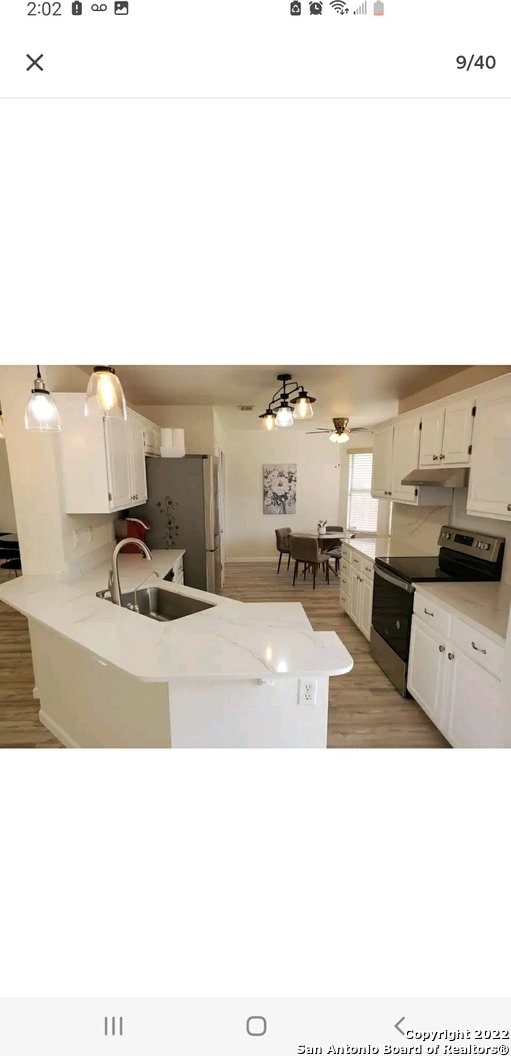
96;586;215;622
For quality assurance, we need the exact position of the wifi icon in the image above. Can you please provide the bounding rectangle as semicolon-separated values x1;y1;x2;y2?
330;0;349;10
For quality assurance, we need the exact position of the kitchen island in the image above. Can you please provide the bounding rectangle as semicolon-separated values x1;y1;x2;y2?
0;551;353;748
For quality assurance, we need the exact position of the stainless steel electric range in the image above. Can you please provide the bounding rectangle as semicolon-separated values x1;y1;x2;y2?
370;526;505;696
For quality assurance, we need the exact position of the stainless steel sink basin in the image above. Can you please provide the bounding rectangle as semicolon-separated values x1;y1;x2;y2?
96;586;215;622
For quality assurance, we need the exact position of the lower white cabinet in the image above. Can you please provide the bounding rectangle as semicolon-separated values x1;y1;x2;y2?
408;618;448;730
447;650;502;749
407;593;508;747
340;545;374;641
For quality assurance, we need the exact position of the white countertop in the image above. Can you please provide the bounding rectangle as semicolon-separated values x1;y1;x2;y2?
413;581;511;645
0;550;353;683
343;536;434;561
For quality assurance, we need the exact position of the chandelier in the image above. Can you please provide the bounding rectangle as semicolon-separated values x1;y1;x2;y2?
259;373;316;431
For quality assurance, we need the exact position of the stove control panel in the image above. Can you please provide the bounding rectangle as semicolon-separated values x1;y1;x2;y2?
437;525;504;564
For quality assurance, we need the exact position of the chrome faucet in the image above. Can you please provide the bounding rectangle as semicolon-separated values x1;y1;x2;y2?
109;537;152;606
128;570;161;613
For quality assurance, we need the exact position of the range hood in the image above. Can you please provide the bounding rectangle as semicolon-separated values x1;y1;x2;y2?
401;467;468;488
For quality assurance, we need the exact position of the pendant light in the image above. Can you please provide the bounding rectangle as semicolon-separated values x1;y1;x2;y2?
275;402;294;428
25;367;62;433
291;387;315;420
259;373;317;431
259;408;277;431
85;366;127;420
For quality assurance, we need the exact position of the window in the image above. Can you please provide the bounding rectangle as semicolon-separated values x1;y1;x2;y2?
347;450;379;534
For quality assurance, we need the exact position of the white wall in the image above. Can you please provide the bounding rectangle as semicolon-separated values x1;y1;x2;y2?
222;421;343;561
135;405;215;455
0;442;17;533
0;366;115;577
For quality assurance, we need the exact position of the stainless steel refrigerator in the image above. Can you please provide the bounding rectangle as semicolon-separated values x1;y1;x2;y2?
133;455;221;593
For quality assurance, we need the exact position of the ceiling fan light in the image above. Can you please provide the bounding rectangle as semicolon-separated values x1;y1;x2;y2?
338;431;350;443
275;403;294;428
85;366;127;419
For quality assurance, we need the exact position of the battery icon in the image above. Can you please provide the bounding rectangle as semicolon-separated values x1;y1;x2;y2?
72;1;83;12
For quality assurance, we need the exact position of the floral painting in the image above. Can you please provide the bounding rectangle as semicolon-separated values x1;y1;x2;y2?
263;464;297;515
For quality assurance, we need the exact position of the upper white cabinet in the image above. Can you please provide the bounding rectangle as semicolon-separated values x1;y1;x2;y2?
371;426;393;498
56;393;150;514
467;388;511;520
128;418;148;504
390;417;421;503
419;400;474;468
372;419;451;507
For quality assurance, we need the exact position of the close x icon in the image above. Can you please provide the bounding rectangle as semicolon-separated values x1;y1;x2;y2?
26;53;44;71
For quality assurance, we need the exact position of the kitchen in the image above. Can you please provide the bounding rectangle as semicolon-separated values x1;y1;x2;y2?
0;363;510;749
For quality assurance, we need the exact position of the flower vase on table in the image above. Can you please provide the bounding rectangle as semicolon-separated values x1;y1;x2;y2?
317;520;327;536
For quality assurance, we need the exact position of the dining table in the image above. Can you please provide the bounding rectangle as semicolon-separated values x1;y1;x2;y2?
289;532;354;577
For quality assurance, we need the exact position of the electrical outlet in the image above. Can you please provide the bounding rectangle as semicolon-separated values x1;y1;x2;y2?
298;679;317;706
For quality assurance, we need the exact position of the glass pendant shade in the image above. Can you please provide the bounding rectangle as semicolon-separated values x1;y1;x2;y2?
275;403;294;428
259;408;276;431
291;389;315;420
25;370;61;433
329;431;350;444
85;366;127;419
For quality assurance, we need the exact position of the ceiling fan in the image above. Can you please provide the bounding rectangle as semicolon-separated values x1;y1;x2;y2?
306;416;369;444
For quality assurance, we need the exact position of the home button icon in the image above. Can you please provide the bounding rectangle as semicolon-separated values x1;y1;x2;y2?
246;1016;267;1037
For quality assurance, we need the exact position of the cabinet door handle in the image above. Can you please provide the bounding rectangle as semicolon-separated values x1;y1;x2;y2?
439;645;445;653
439;454;445;460
507;504;511;511
471;641;487;655
448;652;455;660
432;455;438;461
424;608;434;616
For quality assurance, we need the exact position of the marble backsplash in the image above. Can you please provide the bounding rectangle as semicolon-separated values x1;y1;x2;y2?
391;489;511;585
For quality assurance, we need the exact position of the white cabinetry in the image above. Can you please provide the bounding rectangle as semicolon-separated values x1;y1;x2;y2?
467;388;511;520
447;651;502;749
408;618;448;729
419;401;474;468
371;427;393;498
341;545;374;641
104;418;133;510
390;417;421;503
407;591;509;747
128;418;148;504
57;393;150;514
371;419;451;507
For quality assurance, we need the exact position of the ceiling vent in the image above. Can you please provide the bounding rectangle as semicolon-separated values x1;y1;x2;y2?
238;405;254;411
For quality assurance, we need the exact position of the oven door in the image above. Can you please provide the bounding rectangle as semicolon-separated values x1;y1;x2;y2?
371;565;415;662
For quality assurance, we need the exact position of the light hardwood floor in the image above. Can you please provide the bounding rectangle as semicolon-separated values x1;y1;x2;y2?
0;563;448;749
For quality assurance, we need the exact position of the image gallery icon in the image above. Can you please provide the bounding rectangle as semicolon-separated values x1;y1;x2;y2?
290;1;301;12
114;0;129;12
309;1;323;12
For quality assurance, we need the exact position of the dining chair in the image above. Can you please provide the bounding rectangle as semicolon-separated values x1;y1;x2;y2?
289;535;330;589
274;527;292;573
324;525;344;572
